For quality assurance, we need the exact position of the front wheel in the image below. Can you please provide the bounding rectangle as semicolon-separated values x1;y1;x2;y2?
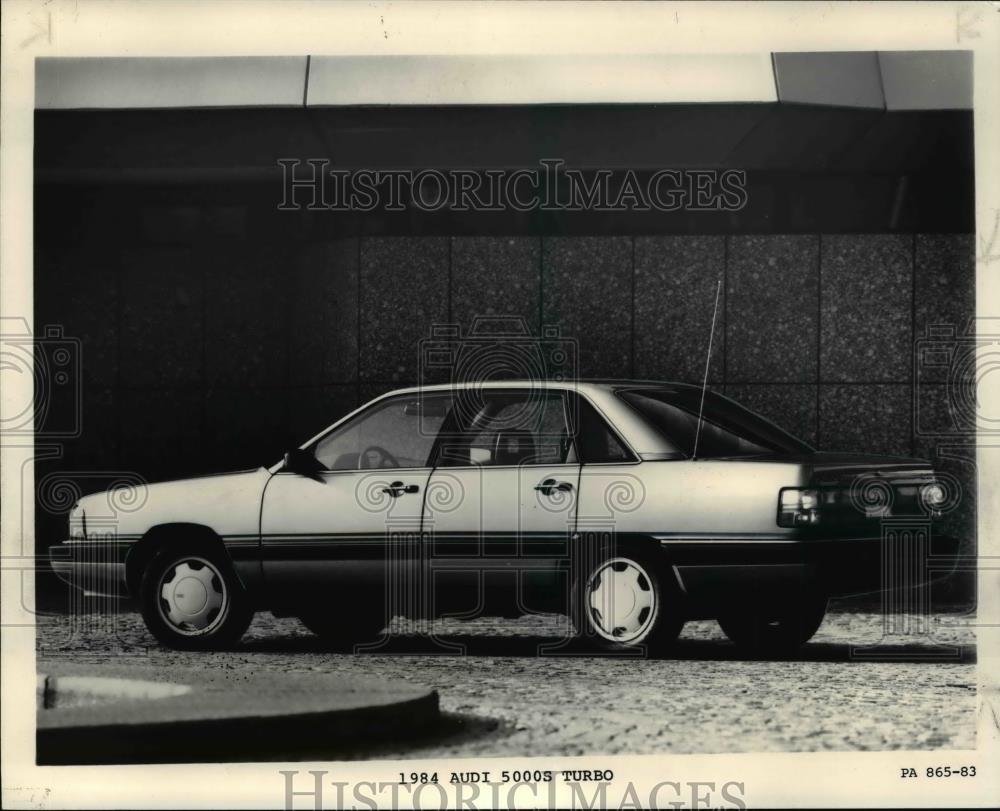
718;594;828;654
139;546;252;650
571;548;684;653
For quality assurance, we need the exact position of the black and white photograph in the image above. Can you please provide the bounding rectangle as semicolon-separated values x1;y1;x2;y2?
2;2;999;809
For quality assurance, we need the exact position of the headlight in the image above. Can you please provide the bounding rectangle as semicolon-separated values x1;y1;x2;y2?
68;503;86;540
777;488;821;528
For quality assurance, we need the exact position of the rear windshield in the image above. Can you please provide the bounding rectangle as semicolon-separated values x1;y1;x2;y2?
617;388;814;458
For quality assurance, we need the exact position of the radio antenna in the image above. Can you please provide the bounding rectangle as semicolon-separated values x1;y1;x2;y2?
691;280;722;461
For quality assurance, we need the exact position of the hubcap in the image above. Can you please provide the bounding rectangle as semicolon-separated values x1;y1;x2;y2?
158;557;227;636
587;557;656;643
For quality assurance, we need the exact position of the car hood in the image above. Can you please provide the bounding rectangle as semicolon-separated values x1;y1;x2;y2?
76;467;271;538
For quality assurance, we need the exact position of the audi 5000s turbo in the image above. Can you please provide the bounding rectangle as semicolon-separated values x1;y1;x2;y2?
50;381;956;653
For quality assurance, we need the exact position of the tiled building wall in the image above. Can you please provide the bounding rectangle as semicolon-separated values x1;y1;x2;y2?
34;217;977;588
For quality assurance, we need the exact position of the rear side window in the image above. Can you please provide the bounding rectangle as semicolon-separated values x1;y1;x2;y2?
570;395;634;464
436;391;576;467
616;388;812;458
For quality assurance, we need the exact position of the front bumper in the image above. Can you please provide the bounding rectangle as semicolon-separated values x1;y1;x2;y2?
49;540;132;598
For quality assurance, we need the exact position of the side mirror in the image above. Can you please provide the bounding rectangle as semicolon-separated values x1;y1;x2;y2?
282;448;326;482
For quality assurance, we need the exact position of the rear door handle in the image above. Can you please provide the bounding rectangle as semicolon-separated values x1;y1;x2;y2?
381;481;420;497
534;478;573;496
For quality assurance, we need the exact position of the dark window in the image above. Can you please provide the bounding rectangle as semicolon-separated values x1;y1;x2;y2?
571;395;634;463
436;391;576;467
617;388;813;458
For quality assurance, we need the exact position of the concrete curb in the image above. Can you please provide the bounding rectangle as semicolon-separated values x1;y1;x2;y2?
37;673;192;709
37;663;440;764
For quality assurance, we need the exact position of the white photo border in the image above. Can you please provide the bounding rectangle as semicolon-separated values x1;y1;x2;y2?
2;1;999;808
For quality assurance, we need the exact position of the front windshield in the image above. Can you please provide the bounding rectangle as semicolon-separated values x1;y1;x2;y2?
617;388;814;458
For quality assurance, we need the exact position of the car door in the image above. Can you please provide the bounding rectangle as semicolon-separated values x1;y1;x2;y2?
567;389;646;542
258;392;451;601
423;388;581;617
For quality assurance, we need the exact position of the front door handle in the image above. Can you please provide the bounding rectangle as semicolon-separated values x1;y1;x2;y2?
534;478;573;496
381;481;420;498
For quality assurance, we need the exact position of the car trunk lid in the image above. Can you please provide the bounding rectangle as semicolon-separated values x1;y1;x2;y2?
804;452;937;528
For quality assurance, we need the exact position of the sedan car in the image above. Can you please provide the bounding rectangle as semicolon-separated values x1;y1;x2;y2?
50;380;955;653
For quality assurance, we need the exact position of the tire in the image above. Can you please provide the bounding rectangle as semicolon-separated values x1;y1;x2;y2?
571;545;684;653
298;597;388;651
139;544;252;651
718;594;828;654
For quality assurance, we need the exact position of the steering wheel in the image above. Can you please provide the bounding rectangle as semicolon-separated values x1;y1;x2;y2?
360;445;400;469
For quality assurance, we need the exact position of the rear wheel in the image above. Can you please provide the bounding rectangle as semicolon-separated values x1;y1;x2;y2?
572;548;683;653
140;545;252;650
718;594;828;654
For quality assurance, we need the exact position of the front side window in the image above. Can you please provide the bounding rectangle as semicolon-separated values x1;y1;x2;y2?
437;391;576;467
313;394;451;470
617;388;813;458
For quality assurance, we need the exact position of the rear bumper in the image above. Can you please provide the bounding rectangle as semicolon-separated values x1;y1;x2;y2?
48;541;131;598
660;531;962;601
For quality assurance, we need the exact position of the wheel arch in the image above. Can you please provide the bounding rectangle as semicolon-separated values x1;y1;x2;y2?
572;530;684;598
125;523;232;596
574;530;676;571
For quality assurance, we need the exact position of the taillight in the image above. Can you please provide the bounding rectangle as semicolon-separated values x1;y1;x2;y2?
69;502;86;540
777;488;821;527
921;482;947;509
